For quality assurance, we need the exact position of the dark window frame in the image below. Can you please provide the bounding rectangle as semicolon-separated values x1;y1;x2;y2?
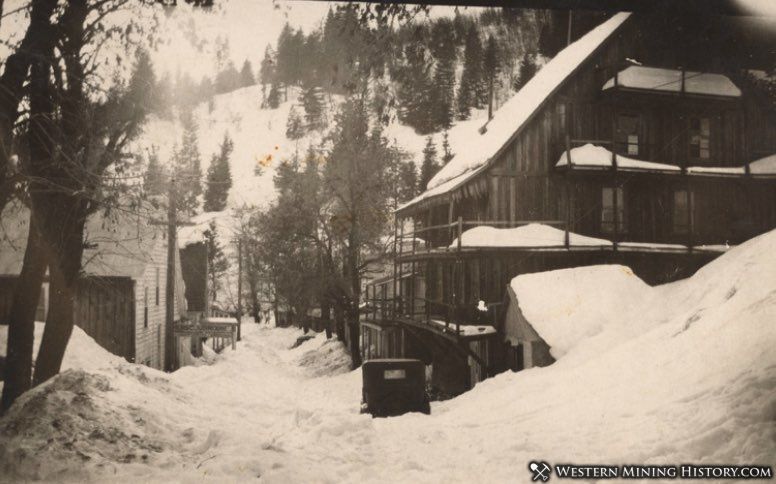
616;112;642;157
601;186;627;234
688;116;711;162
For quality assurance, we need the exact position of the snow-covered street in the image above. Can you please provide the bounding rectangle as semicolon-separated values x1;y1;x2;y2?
2;228;776;483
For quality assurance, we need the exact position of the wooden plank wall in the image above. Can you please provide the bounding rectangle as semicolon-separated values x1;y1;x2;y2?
73;277;135;361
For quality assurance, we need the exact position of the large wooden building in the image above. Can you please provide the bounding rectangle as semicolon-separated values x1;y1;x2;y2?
362;12;776;396
0;203;187;370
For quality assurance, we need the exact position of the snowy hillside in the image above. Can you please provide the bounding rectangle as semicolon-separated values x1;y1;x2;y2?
2;228;775;482
139;84;493;209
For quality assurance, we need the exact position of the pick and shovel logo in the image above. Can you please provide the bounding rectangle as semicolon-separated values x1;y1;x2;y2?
529;461;552;481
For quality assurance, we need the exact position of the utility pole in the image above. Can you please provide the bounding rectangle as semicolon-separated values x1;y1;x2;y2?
165;176;177;372
236;236;242;341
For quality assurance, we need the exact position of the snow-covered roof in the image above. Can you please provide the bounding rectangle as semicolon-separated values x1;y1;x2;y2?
602;66;742;97
397;12;632;213
0;203;166;279
449;224;613;249
557;144;776;177
509;265;651;359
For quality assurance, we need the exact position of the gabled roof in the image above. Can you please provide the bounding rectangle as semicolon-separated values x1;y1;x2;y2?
0;202;166;279
397;12;632;215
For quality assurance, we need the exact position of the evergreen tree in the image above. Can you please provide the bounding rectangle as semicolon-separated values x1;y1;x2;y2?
457;23;485;120
441;131;454;165
514;52;537;91
198;76;214;102
259;45;275;108
483;35;501;118
204;133;234;212
397;159;417;203
203;222;229;304
419;136;439;190
267;80;281;109
239;59;256;87
143;147;167;196
260;45;276;86
215;61;241;94
175;112;203;214
300;83;325;131
394;33;434;134
430;20;456;130
286;106;304;140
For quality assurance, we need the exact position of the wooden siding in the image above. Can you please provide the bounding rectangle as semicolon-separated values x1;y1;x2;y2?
74;278;135;361
409;14;776;249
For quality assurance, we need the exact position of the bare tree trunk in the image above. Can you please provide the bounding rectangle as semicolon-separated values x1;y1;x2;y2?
0;219;48;413
32;255;75;385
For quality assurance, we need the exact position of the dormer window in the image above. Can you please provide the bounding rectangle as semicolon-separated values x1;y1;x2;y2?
689;117;710;160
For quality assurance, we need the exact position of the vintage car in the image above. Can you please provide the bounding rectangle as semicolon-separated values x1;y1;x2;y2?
361;359;431;417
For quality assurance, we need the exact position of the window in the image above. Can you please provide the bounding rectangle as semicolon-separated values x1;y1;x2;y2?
601;187;626;233
673;189;694;234
144;286;149;328
616;113;641;156
155;267;160;306
689;117;710;160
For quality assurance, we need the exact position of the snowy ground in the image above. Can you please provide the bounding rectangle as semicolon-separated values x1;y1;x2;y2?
2;230;776;483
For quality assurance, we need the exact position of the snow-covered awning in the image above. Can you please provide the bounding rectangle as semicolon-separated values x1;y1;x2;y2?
557;144;776;177
602;66;742;98
396;13;632;215
556;144;681;172
449;224;613;249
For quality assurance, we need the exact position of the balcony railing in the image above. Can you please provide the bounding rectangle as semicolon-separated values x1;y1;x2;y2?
360;294;503;340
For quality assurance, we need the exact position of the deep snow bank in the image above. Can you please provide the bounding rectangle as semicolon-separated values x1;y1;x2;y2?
510;264;651;361
439;228;776;469
0;323;124;385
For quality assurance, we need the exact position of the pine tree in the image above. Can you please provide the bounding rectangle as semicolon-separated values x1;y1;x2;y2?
203;222;229;304
215;61;241;94
419;136;439;190
441;131;454;165
430;20;456;130
267;80;280;109
175;112;203;214
395;34;434;134
300;83;325;131
514;52;537;91
398;159;417;203
457;23;485;120
483;35;501;119
204;133;234;212
259;45;275;108
286;106;304;140
143;147;167;196
239;59;256;87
